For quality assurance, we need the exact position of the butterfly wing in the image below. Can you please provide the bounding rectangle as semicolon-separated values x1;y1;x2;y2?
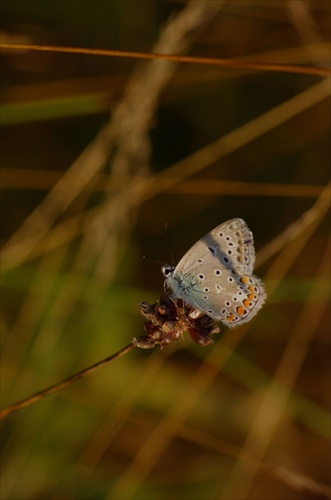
176;218;255;275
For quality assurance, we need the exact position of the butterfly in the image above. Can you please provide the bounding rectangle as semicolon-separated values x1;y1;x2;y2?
162;218;266;328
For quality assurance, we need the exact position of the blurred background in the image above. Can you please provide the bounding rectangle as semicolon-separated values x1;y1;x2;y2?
0;1;330;499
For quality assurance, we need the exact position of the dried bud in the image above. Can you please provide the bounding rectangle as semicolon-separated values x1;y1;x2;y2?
135;294;220;349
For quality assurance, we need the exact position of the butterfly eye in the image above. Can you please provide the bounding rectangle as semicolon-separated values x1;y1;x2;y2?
162;265;174;277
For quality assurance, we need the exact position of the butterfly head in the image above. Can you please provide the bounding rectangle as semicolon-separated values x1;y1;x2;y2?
161;264;175;278
162;264;178;295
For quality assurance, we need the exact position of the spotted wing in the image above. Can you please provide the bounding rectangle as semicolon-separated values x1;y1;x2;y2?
171;219;266;327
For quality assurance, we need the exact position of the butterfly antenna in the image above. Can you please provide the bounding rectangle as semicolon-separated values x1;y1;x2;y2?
165;221;175;266
143;255;165;266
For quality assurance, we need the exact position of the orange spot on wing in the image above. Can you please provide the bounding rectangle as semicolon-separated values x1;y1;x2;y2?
240;276;249;284
236;306;245;316
243;299;251;307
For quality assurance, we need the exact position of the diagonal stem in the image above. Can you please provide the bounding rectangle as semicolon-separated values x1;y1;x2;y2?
0;342;135;420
